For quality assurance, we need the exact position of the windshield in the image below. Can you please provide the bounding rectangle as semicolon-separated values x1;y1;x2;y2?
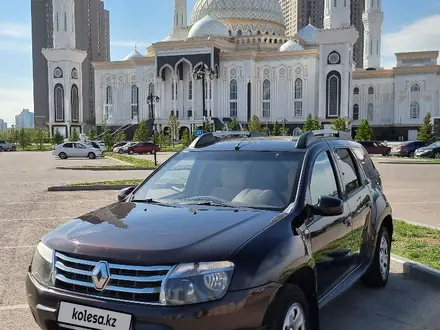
131;150;303;210
427;142;440;148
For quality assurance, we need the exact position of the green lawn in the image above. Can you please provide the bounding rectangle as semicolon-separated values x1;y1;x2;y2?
107;153;158;168
393;220;440;270
161;144;185;152
68;179;143;187
15;144;53;151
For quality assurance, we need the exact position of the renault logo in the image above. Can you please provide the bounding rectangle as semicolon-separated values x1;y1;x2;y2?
91;261;111;291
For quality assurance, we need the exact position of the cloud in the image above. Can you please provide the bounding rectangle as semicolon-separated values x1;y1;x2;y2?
0;22;30;39
382;14;440;68
0;88;33;126
0;41;32;52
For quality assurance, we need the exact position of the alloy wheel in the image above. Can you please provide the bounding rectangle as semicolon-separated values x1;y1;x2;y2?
379;234;390;281
282;303;306;330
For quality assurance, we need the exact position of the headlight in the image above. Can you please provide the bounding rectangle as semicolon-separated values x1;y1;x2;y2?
31;242;55;286
160;261;234;306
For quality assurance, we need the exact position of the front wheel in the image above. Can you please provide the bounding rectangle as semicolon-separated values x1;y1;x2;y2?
266;284;313;330
118;149;124;154
11;146;16;151
88;152;96;159
434;152;440;159
128;150;134;155
59;152;67;159
362;226;391;288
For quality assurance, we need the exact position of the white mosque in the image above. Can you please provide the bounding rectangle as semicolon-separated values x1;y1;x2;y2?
44;0;440;141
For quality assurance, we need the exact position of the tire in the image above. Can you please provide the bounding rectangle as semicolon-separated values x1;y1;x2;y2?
118;149;124;154
434;152;440;159
88;152;96;159
11;146;16;151
266;284;314;330
59;152;67;159
128;150;134;155
0;146;3;152
362;226;391;288
408;151;415;158
151;149;156;155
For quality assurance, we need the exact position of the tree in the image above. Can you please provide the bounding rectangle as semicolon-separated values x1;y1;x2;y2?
202;119;212;133
134;120;150;142
8;128;19;144
228;117;239;131
34;128;49;150
168;114;179;146
248;115;262;132
271;120;280;136
88;127;97;140
181;129;192;147
114;130;127;143
281;121;289;136
312;117;320;131
53;129;64;145
355;119;373;141
331;117;347;132
69;129;80;142
303;114;315;132
18;128;33;150
417;112;433;142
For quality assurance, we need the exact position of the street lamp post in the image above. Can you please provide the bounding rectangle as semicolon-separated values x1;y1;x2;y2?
147;92;160;167
193;65;216;118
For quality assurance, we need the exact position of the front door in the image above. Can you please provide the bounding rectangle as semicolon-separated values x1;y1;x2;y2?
306;150;355;298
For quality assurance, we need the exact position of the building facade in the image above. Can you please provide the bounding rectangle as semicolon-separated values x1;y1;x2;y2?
0;119;7;132
93;0;440;141
31;0;110;131
15;109;35;129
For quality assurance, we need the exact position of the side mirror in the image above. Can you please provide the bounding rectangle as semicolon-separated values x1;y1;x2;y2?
117;186;136;202
312;196;344;217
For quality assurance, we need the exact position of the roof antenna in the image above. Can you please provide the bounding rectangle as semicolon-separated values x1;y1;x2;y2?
234;132;252;151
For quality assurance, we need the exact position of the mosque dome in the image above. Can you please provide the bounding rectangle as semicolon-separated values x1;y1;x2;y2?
124;49;143;60
187;15;229;39
190;0;285;27
279;40;304;52
297;24;318;44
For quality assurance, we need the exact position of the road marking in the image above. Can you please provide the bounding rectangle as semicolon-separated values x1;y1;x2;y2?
0;304;29;311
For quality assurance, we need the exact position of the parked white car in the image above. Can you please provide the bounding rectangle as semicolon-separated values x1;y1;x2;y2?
113;142;136;154
53;142;102;159
81;140;106;152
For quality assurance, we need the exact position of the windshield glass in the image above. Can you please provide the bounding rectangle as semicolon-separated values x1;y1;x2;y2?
131;150;303;210
428;142;440;148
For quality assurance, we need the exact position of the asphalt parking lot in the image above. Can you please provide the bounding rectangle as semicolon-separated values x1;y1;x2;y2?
0;151;439;329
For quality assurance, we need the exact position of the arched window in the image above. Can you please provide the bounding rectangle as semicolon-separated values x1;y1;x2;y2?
354;87;359;95
353;104;359;120
229;79;238;118
71;85;79;122
149;82;155;95
228;30;232;36
105;86;113;120
262;79;271;118
257;30;261;35
237;30;242;36
410;101;420;119
294;78;303;117
188;80;193;100
326;71;341;117
367;103;374;121
368;86;374;94
54;84;64;122
131;85;139;119
411;83;420;92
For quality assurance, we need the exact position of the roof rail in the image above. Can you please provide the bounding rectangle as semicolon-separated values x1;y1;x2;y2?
189;131;267;149
296;129;352;149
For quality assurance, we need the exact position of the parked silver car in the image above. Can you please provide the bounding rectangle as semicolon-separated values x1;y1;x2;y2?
0;140;16;151
53;142;102;159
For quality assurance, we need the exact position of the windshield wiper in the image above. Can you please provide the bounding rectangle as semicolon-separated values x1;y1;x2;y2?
183;200;238;208
130;198;173;205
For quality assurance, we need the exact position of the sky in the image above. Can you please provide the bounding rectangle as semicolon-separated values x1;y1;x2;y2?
1;0;440;126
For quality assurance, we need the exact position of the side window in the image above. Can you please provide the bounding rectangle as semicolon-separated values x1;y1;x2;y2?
334;148;361;196
64;143;73;148
75;143;86;149
310;151;340;206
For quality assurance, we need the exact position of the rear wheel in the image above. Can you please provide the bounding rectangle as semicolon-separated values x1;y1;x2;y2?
128;150;134;155
88;152;96;159
409;151;415;158
362;225;391;288
59;152;67;159
266;284;313;330
118;149;124;154
11;146;16;151
150;149;156;155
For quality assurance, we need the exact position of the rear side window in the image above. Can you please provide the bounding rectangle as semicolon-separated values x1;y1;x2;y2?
352;146;378;181
309;151;340;206
334;148;361;196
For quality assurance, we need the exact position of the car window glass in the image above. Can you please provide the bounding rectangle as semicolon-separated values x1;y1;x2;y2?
75;143;86;149
352;146;377;180
334;148;361;196
64;143;73;148
309;151;339;206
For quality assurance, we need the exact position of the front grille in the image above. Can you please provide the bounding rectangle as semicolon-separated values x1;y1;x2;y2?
54;252;172;305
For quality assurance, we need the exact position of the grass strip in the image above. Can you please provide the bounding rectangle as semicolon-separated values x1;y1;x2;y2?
393;220;440;270
68;179;143;187
108;153;158;168
161;144;185;152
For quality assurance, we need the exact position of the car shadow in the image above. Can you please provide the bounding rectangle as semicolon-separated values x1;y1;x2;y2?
319;273;440;329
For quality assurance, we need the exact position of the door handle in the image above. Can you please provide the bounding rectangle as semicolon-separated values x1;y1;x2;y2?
343;217;352;227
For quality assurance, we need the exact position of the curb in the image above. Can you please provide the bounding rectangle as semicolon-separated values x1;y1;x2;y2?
56;166;155;171
378;161;440;165
105;156;134;166
47;185;134;192
391;255;440;288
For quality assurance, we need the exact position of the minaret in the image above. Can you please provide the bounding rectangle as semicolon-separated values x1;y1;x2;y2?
42;0;87;138
362;0;383;69
324;0;351;30
173;0;187;33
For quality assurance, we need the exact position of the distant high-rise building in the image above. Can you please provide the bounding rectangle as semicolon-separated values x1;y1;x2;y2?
0;119;7;131
15;109;35;129
31;0;110;130
280;0;365;68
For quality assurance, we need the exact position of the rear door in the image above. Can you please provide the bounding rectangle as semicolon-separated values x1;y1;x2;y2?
74;143;88;157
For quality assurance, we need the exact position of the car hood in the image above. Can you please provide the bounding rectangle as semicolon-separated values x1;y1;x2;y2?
416;147;432;152
42;202;281;264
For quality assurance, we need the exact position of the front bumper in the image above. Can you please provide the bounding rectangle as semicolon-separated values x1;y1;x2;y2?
26;273;274;330
415;151;433;158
